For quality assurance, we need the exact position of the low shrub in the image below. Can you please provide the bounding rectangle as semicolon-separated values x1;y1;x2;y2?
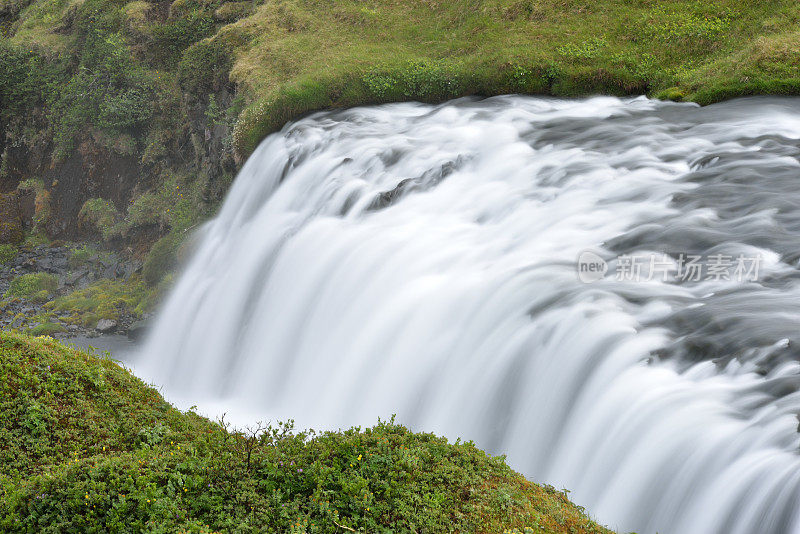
78;199;121;241
150;9;215;64
142;232;185;286
0;332;610;533
178;38;233;96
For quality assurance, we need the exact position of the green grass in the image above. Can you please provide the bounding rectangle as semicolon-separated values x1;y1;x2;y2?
5;0;800;161
27;321;65;336
45;276;155;326
218;0;800;155
4;273;57;299
0;244;18;264
0;331;610;533
67;244;109;269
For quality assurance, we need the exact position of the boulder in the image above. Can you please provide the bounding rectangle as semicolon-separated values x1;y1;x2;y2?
96;319;117;333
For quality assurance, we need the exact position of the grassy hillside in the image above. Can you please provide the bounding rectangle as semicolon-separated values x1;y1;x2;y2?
6;0;800;158
222;0;800;154
0;331;611;533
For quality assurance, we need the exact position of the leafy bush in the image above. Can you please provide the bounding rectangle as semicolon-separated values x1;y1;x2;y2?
151;9;215;64
142;232;185;286
178;38;233;95
0;332;610;533
78;198;121;240
5;273;57;299
0;43;63;124
47;1;159;157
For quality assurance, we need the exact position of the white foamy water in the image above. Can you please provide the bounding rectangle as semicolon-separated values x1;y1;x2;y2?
138;95;800;533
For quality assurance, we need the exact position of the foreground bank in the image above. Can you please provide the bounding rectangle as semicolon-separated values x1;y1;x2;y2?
0;332;610;533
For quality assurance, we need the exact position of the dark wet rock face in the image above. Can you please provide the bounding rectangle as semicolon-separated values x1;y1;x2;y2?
367;159;463;211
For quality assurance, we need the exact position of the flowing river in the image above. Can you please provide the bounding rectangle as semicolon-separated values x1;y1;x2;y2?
137;95;800;534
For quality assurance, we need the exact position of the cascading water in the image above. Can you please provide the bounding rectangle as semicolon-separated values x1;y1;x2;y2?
138;95;800;534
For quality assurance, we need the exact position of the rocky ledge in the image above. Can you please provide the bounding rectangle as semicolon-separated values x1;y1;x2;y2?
0;243;150;339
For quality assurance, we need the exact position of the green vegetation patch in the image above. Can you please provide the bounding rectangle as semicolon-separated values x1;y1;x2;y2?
4;273;57;299
27;321;66;336
0;332;610;533
46;277;154;326
0;244;18;264
67;244;110;269
222;0;800;155
0;331;212;481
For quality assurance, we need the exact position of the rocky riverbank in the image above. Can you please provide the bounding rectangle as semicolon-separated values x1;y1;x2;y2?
0;242;152;339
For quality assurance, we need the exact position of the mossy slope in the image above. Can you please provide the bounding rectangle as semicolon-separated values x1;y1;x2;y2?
0;331;610;533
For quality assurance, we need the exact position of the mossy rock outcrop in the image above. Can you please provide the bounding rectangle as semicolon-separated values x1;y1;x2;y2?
0;191;29;244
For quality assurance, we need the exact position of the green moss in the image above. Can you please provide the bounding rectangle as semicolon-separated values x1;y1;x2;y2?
67;244;99;269
4;273;58;299
28;321;65;336
46;277;153;327
0;332;609;533
142;231;186;286
78;198;121;241
0;244;18;264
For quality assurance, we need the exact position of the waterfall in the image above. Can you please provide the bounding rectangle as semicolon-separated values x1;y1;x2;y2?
138;95;800;534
